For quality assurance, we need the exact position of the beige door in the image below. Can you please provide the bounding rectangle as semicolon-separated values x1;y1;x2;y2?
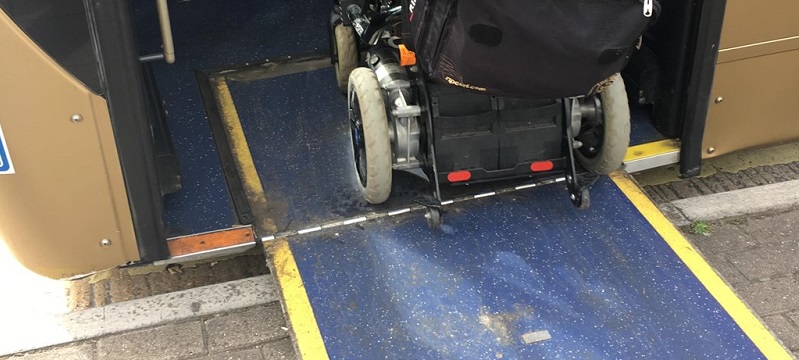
703;0;799;158
0;9;139;279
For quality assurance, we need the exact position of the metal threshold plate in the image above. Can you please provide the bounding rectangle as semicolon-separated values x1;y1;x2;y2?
623;139;681;173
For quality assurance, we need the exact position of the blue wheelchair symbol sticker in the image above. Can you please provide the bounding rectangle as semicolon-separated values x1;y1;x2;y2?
0;123;15;174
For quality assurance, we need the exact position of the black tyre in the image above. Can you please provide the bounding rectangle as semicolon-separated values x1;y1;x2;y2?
348;68;392;204
575;73;631;174
425;207;443;229
334;24;358;94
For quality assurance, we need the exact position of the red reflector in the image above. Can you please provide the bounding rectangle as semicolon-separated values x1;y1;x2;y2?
447;171;472;182
530;161;554;172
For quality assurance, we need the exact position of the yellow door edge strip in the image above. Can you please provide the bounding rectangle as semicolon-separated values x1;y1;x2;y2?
610;171;791;359
268;240;330;360
624;139;681;162
211;76;278;234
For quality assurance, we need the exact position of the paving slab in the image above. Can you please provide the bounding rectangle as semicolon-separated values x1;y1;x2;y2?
742;210;799;245
196;347;264;360
726;242;799;281
763;315;799;351
1;343;95;360
204;303;288;352
703;254;750;287
96;321;205;360
684;224;759;254
0;275;279;357
734;277;799;316
260;338;295;360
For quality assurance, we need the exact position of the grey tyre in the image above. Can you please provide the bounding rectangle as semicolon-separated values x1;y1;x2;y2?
334;24;358;94
576;73;631;175
348;68;392;204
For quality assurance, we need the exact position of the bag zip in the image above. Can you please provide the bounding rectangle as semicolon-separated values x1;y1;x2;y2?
643;0;653;17
640;0;661;19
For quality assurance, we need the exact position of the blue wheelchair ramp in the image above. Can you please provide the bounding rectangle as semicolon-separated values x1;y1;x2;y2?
268;173;789;359
196;53;786;359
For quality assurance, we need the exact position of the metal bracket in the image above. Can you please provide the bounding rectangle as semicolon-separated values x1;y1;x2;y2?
392;105;421;118
564;98;597;209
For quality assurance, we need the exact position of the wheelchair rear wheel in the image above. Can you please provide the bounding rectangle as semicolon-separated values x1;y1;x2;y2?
575;73;631;175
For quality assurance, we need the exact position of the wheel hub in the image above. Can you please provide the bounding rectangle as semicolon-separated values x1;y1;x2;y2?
575;95;605;159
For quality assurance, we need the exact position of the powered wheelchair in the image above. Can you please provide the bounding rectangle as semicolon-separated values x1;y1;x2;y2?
329;0;657;217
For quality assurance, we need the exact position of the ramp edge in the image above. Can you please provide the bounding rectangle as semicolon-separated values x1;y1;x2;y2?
268;240;329;360
610;171;792;359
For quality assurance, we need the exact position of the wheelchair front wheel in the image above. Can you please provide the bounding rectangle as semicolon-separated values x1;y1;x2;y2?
334;24;358;94
348;68;392;204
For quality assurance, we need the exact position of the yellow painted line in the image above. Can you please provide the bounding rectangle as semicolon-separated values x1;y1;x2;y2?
269;240;329;359
624;139;680;162
212;78;326;357
211;76;277;233
610;172;792;359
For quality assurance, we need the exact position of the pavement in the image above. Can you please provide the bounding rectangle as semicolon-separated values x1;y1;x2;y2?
65;250;269;311
2;148;799;360
683;207;799;355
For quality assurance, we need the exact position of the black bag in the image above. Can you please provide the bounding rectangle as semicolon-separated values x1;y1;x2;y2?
404;0;658;99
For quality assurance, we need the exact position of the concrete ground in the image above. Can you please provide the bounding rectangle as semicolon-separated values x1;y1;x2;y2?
0;303;294;360
65;249;268;311
682;208;799;356
2;146;799;360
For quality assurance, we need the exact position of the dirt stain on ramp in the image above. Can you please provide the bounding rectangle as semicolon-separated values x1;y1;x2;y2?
478;304;536;345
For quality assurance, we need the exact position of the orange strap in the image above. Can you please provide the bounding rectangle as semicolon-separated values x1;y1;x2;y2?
399;44;417;66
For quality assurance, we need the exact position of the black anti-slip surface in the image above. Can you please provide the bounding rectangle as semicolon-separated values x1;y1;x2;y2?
131;0;330;236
